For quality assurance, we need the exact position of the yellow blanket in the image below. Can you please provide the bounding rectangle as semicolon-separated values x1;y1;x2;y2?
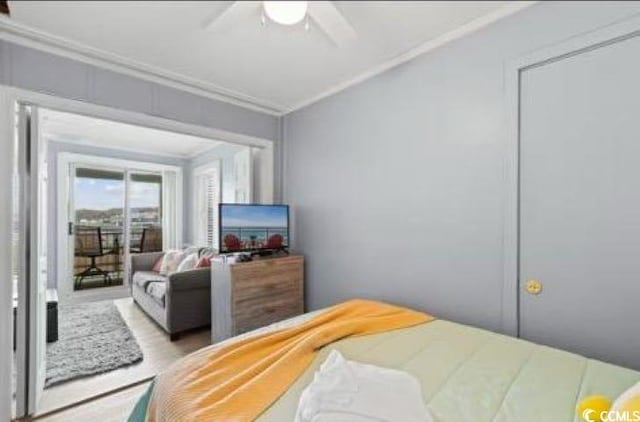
146;299;433;421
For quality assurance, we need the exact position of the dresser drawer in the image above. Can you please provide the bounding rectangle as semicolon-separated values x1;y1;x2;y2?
234;297;303;334
232;259;303;302
233;276;301;304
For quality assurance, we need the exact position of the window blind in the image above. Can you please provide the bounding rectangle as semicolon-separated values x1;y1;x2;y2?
195;167;219;248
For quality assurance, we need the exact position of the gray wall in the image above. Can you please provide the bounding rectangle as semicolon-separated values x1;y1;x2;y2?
47;140;191;288
0;41;279;141
282;2;640;333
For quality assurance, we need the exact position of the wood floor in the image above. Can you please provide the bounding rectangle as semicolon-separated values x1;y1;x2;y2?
34;382;151;422
35;297;210;417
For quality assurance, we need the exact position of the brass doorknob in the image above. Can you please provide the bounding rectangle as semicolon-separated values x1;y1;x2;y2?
525;279;543;295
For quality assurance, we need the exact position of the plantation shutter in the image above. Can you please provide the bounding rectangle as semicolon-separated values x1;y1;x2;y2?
161;170;181;250
205;172;217;247
195;165;220;248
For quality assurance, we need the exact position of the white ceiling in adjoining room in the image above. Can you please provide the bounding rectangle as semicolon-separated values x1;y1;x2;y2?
40;108;220;158
6;1;531;113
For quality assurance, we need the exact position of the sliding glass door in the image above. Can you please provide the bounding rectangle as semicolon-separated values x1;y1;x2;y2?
69;165;164;292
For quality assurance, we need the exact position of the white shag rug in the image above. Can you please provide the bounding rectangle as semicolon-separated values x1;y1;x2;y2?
46;301;143;387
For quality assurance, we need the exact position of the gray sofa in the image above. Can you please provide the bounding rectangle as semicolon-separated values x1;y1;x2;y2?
131;249;215;341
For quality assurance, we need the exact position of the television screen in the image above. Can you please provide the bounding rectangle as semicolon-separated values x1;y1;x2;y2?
219;204;289;253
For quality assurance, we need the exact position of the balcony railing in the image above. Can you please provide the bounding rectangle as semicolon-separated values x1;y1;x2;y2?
73;227;162;289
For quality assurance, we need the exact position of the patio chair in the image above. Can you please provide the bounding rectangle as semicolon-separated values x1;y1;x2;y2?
130;227;163;253
74;225;112;289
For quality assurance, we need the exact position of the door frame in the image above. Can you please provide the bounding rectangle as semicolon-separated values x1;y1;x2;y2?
0;85;275;419
0;90;15;422
502;15;640;337
57;152;183;303
25;105;48;415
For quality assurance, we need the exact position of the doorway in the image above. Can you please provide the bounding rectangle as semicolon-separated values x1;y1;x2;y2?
3;88;275;420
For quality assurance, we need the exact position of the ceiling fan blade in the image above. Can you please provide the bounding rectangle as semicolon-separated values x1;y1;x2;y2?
203;1;261;32
1;1;10;16
308;1;357;47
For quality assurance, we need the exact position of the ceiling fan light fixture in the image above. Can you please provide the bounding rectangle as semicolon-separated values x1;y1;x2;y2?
263;1;308;26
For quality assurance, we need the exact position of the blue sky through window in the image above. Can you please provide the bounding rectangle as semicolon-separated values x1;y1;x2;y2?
75;177;160;210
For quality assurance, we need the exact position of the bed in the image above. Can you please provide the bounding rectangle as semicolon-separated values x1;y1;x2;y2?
129;302;640;422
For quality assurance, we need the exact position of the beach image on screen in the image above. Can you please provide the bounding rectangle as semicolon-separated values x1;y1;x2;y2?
220;205;288;252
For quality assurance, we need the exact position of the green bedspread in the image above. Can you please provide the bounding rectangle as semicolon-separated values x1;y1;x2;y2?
128;382;153;422
131;320;640;421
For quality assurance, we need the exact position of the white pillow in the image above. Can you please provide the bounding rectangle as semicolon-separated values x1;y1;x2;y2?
612;381;640;413
159;249;185;275
176;253;198;273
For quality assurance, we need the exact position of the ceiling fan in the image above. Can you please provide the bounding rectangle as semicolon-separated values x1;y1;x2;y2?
203;1;357;47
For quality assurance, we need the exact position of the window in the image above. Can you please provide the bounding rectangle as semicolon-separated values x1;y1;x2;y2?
193;163;220;248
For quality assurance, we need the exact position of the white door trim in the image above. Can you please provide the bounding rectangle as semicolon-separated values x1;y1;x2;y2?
26;105;47;414
0;91;15;422
502;14;640;336
57;152;182;303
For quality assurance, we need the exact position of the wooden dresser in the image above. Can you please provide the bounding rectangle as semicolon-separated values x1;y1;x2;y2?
211;254;304;342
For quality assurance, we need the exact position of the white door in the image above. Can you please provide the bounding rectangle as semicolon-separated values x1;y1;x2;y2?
519;34;640;369
233;147;253;203
16;105;47;415
62;159;170;297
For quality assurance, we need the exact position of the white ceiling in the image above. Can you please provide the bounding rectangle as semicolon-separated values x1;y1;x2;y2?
6;1;529;113
41;108;220;158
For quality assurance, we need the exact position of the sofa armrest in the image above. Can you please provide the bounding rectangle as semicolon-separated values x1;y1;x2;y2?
131;252;164;274
167;268;211;292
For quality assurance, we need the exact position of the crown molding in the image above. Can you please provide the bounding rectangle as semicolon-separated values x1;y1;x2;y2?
0;2;537;118
283;1;538;114
0;16;286;116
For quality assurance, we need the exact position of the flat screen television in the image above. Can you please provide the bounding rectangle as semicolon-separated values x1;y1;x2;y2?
218;204;289;253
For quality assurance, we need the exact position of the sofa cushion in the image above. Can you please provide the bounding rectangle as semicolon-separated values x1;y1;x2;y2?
159;249;185;275
146;281;167;307
176;253;198;272
195;256;211;268
151;255;164;273
199;247;218;258
133;271;167;290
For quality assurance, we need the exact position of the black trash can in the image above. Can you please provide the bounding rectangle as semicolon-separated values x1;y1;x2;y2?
46;289;58;343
